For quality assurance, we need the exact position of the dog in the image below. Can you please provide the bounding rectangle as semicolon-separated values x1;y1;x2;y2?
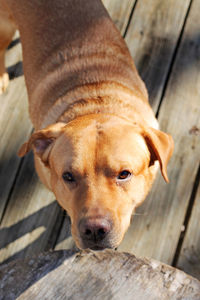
0;0;173;250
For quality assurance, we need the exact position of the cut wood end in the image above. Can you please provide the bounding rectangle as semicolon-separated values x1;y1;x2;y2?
0;250;199;300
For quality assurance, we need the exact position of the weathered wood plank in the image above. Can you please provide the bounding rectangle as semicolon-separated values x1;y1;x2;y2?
1;250;199;300
177;179;200;280
0;151;63;264
0;38;64;262
119;0;200;266
124;0;191;111
0;36;31;222
54;215;76;251
0;39;66;264
102;0;136;35
5;31;21;68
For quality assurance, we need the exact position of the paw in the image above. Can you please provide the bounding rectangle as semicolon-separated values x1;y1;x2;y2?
0;72;9;95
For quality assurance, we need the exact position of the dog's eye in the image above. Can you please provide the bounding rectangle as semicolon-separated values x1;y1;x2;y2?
62;172;75;183
117;170;132;181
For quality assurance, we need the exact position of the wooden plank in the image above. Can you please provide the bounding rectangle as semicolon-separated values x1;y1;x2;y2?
177;179;200;279
119;0;200;265
124;0;191;111
1;250;200;300
54;0;137;250
0;35;31;222
0;35;63;263
102;0;136;35
0;151;63;264
54;215;76;251
5;31;21;68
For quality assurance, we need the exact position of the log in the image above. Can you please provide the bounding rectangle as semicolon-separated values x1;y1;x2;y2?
0;250;199;300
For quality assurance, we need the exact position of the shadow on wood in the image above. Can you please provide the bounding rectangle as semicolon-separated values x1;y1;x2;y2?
0;201;66;265
0;250;199;300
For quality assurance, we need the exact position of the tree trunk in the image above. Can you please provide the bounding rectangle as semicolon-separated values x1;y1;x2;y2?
0;249;199;300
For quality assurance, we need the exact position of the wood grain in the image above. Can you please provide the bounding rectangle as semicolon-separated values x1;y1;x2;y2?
177;179;200;280
102;0;136;35
54;215;76;251
1;250;199;300
0;38;31;222
0;30;65;263
124;0;191;111
119;0;200;266
0;152;63;264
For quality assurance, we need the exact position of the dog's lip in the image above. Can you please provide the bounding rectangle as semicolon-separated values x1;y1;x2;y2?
82;242;114;251
89;245;107;251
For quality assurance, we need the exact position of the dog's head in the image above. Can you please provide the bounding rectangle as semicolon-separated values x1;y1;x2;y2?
18;114;173;250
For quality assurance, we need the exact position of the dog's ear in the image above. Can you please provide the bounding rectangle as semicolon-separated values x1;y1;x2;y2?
18;122;66;163
143;127;174;183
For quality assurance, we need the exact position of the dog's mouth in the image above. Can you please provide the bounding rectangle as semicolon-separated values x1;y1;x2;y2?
81;242;114;251
79;236;116;251
89;245;109;251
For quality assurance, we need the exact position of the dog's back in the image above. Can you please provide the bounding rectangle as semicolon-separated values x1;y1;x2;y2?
3;0;154;129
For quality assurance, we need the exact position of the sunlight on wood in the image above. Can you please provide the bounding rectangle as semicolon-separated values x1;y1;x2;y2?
5;31;22;68
55;236;75;251
0;226;46;263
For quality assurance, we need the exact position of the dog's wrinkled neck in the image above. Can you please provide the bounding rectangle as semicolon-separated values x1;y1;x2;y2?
37;81;157;130
39;81;148;128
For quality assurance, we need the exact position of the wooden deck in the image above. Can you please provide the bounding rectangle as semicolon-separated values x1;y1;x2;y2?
0;0;199;280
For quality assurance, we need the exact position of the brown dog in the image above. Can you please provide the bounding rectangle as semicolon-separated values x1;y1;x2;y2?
0;0;173;250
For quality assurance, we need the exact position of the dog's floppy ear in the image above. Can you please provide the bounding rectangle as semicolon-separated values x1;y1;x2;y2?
143;127;174;183
18;122;66;163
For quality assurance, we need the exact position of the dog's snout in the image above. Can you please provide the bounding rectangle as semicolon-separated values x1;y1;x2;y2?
79;217;111;245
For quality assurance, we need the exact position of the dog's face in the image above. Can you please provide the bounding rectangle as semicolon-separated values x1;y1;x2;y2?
19;114;173;249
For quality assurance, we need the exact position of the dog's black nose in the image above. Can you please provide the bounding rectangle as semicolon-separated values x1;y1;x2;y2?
79;217;111;245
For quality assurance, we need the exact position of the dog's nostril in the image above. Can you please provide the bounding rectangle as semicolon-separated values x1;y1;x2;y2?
84;227;106;238
98;228;106;237
85;229;92;236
